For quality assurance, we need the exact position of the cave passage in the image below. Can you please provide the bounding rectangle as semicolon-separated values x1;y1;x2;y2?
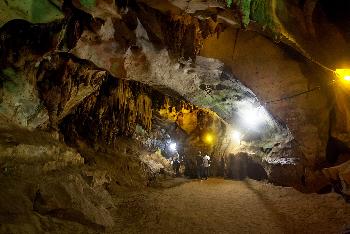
1;0;350;233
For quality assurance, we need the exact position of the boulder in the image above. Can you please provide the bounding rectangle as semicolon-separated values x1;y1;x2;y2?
323;160;350;186
33;174;115;228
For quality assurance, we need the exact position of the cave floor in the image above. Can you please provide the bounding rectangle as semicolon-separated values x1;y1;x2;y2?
110;178;350;234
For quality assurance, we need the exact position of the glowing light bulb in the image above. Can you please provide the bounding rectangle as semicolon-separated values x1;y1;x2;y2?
336;69;350;82
232;130;241;143
204;133;214;144
238;102;268;129
169;142;177;151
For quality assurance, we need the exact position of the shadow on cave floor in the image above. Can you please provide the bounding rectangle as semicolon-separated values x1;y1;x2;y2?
109;178;350;234
242;180;293;233
151;177;192;189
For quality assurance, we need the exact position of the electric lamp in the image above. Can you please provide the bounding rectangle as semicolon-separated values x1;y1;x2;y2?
232;130;241;143
169;142;177;151
238;101;269;129
335;69;350;82
204;133;214;144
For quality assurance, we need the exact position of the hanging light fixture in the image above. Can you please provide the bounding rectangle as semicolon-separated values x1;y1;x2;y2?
203;133;214;144
335;69;350;82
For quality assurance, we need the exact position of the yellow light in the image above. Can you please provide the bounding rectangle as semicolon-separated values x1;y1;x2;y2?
335;69;350;81
204;133;214;144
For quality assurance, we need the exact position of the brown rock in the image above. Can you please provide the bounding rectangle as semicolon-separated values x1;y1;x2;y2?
33;174;114;228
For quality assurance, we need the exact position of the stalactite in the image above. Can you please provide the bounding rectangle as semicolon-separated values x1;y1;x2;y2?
136;94;152;131
116;80;133;114
113;80;153;134
159;97;174;120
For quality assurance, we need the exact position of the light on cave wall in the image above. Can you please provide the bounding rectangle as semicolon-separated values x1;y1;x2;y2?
238;101;269;129
231;130;241;144
336;69;350;82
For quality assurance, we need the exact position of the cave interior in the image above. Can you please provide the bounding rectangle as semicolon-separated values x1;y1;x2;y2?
1;0;350;233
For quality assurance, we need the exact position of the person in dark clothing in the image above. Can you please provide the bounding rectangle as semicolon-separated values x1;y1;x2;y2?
196;151;203;179
173;158;180;176
219;156;225;177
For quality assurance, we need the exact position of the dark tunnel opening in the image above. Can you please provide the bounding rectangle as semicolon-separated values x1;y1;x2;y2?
317;0;350;40
326;137;350;165
226;153;268;181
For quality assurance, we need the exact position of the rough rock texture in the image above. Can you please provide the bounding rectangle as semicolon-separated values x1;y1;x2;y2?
0;124;84;176
33;174;115;228
1;0;350;191
0;1;350;232
37;53;107;127
0;19;63;128
201;27;332;167
0;0;64;27
0;125;113;232
0;67;49;128
0;122;169;232
70;12;290;148
331;85;350;156
133;0;350;172
323;160;350;192
0;15;236;184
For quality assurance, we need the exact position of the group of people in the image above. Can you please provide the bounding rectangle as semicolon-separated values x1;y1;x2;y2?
171;151;211;179
196;151;211;180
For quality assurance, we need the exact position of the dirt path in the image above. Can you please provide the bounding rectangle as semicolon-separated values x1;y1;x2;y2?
110;178;350;234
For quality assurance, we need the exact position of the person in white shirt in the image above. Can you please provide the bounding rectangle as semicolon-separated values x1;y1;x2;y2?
202;154;211;180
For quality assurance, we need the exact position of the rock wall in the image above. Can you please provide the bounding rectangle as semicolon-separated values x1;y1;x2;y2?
201;27;332;167
1;0;350;192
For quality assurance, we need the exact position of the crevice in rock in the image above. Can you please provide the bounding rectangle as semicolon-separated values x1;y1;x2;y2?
225;153;268;181
326;137;350;165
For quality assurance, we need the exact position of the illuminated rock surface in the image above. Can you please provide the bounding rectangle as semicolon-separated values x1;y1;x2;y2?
0;0;350;232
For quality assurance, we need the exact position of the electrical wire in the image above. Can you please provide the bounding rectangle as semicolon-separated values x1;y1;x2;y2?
228;25;340;105
264;79;336;105
265;86;321;104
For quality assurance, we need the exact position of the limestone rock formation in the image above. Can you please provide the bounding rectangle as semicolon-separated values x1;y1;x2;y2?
1;0;350;231
33;174;115;228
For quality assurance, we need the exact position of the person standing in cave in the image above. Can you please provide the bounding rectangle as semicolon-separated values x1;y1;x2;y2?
171;151;181;176
173;158;180;176
196;151;203;179
203;153;211;180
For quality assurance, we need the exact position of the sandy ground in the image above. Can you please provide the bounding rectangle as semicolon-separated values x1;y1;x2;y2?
110;178;350;234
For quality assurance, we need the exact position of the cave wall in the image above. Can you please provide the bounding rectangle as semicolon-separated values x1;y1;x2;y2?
0;18;233;170
0;0;64;26
332;85;350;147
200;27;333;167
1;0;350;190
